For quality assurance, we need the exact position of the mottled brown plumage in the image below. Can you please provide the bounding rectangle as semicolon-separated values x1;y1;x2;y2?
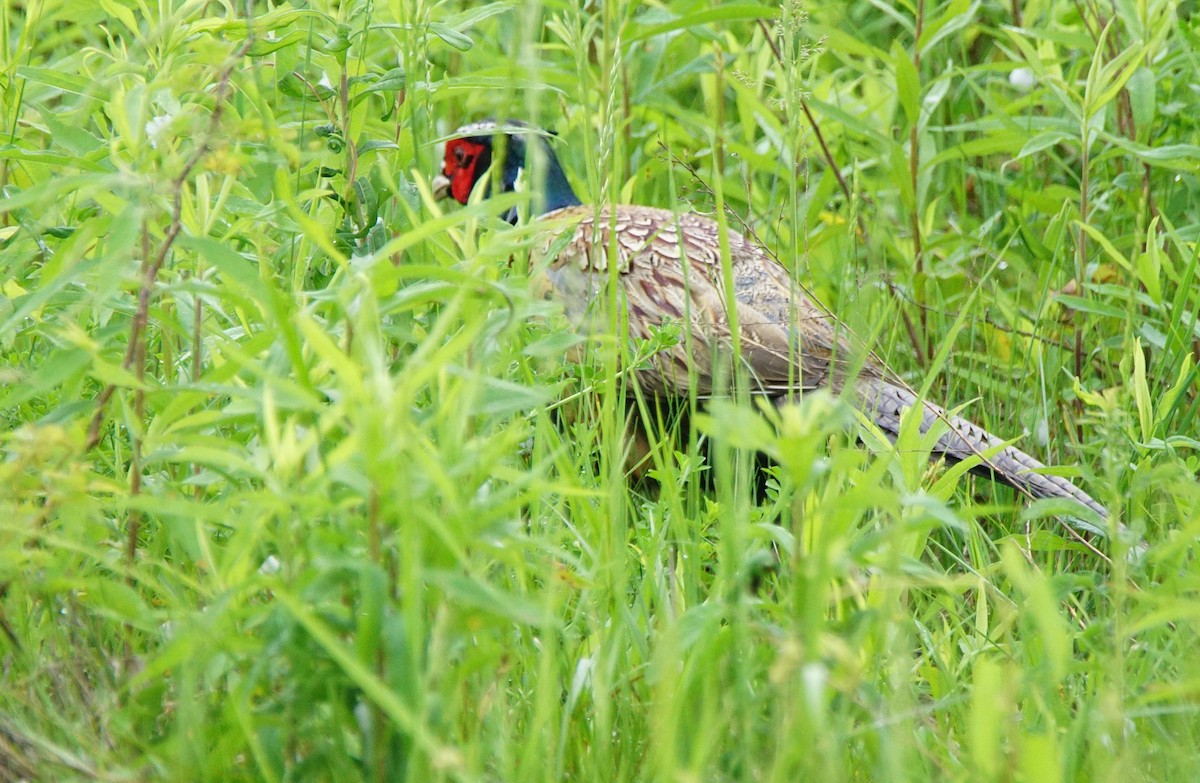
533;205;1106;517
432;122;1107;521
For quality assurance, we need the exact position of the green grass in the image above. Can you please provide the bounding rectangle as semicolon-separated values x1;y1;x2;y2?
1;0;1199;780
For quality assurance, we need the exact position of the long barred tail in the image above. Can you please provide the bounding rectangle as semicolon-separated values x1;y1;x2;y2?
857;377;1107;520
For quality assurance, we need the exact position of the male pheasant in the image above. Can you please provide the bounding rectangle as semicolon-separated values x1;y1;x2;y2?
431;120;1107;523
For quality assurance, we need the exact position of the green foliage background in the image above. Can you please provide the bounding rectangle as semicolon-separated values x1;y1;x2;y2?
1;0;1198;780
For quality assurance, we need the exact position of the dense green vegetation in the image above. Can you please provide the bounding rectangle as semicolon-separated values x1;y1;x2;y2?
1;0;1198;779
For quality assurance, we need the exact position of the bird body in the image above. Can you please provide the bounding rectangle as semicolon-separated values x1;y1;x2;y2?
533;204;845;399
432;121;1106;520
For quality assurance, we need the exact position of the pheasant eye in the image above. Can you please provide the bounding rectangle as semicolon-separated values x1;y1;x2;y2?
453;145;469;166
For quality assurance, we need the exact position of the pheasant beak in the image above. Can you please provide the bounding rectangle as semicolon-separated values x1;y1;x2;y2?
431;173;451;200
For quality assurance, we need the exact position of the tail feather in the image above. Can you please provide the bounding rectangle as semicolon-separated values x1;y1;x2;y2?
857;378;1107;519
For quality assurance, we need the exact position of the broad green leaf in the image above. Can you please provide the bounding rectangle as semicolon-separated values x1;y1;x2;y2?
1019;732;1064;783
247;29;312;56
1097;135;1200;171
968;657;1004;777
1000;544;1070;680
426;569;549;626
1053;294;1126;319
428;22;473;50
99;0;140;38
1134;241;1163;306
1014;130;1073;161
927;132;1027;166
0;144;110;172
17;65;110;100
1132;338;1152;441
273;589;456;763
1075;221;1132;271
181;236;273;307
1091;42;1149;114
444;2;513;30
892;40;920;128
626;4;780;43
918;0;976;56
40;112;105;157
1127;66;1156;130
0;347;91;410
85;579;154;626
694;400;777;453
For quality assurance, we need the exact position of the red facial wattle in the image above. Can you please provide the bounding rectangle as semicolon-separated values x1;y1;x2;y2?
443;138;487;204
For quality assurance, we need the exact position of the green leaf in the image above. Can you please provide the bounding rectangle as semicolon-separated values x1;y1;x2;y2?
428;22;473;51
1134;243;1163;306
471;375;552;415
294;309;362;392
1000;544;1070;680
180;236;273;307
41;112;105;157
17;65;110;100
0;144;110;172
1097;135;1200;171
326;24;353;53
969;657;1004;777
1075;221;1131;271
142;445;263;477
918;0;976;56
999;530;1090;553
626;4;780;43
357;139;399;154
352;176;378;225
1132;338;1152;442
693;400;777;453
444;2;512;30
892;40;921;127
0;347;91;410
1159;354;1197;433
278;72;333;101
85;579;154;626
426;570;549;626
1053;294;1126;319
1079;24;1147;130
99;0;140;37
1127;66;1155;131
927;131;1027;166
246;29;311;56
363;67;407;94
1014;130;1073;161
274;590;455;761
348;68;406;108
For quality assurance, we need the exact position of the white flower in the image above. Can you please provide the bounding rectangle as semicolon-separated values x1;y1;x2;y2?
259;555;281;575
1033;417;1049;447
145;113;173;149
1009;67;1035;93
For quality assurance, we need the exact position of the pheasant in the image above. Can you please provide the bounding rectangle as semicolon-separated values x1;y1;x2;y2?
430;120;1107;524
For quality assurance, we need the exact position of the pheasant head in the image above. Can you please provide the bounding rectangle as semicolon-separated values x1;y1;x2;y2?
431;120;581;219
